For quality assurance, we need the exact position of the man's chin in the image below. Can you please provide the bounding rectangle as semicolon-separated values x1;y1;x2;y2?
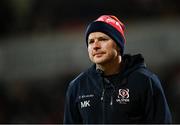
93;59;107;65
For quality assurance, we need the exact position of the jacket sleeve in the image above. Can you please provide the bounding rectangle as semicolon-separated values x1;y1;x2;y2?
143;74;172;123
63;81;82;124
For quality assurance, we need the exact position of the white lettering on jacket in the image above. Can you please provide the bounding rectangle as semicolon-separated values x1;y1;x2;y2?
80;100;90;108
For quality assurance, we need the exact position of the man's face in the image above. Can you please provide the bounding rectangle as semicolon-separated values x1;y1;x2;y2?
88;32;120;65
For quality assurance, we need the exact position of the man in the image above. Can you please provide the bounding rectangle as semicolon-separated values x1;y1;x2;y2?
63;15;172;124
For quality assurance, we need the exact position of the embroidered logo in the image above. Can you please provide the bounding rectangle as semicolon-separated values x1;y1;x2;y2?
79;94;94;99
80;100;90;108
116;89;130;104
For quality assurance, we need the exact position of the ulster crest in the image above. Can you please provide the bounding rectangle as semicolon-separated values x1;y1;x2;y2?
116;89;130;104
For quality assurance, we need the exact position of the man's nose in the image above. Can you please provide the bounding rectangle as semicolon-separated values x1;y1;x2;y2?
93;40;101;49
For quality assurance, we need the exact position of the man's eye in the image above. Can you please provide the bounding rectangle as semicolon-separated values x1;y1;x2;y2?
99;38;108;41
88;40;94;44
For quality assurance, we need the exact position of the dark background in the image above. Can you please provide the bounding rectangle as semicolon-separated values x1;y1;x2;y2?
0;0;180;123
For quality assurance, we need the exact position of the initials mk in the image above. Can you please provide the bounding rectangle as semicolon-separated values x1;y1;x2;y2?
80;100;90;108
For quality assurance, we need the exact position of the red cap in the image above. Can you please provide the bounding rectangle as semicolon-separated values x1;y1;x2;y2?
96;15;126;43
85;15;126;55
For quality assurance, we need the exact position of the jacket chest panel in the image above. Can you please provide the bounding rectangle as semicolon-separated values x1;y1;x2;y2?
76;84;142;120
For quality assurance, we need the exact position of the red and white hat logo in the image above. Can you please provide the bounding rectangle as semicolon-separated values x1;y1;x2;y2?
96;15;125;43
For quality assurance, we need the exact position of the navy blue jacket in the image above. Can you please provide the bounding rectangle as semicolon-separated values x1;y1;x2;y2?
63;54;172;124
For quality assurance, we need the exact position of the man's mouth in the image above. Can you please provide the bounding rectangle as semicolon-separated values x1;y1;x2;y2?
93;52;105;57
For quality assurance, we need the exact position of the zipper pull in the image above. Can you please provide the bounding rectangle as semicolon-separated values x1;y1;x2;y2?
101;89;105;101
110;96;113;105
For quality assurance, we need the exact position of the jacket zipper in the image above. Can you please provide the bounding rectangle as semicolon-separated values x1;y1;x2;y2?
101;89;105;101
110;84;115;106
110;96;113;105
101;78;115;123
101;88;105;123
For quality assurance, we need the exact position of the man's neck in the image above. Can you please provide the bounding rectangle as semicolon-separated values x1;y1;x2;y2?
96;56;123;76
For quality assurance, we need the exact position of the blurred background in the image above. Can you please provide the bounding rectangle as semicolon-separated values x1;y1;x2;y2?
0;0;180;123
